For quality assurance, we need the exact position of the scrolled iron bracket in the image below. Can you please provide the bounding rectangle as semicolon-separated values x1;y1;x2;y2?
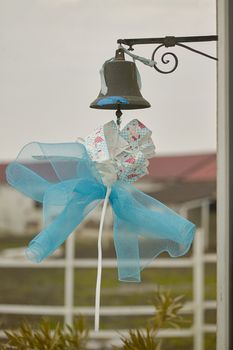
151;43;178;74
117;35;218;74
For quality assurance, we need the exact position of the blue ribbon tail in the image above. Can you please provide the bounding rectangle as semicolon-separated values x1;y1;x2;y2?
26;179;105;262
5;141;105;263
110;183;196;282
112;209;141;282
6;162;51;202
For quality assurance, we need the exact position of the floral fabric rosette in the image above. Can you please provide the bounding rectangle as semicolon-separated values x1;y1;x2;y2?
84;119;155;185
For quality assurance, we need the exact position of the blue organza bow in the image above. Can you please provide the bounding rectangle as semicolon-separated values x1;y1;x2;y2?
6;141;195;282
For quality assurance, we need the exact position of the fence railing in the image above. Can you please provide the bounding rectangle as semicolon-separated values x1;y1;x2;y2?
0;227;216;350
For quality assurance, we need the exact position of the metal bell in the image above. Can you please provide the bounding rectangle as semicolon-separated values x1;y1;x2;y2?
90;49;151;110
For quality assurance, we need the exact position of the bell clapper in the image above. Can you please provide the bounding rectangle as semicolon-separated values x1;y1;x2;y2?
116;104;122;130
115;105;122;153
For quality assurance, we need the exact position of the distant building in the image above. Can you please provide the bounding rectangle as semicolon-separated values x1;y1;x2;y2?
140;152;216;202
0;163;42;234
143;153;216;251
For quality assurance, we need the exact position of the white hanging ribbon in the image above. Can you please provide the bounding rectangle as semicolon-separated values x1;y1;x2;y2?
133;58;142;90
100;57;114;95
94;186;112;332
119;45;156;67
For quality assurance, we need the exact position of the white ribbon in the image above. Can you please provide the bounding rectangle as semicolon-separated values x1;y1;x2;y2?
94;186;111;332
119;46;156;67
100;57;114;95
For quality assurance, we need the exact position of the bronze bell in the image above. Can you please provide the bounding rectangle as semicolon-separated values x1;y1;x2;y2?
90;49;151;110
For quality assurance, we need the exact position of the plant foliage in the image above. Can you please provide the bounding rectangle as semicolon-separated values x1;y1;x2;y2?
0;316;88;350
0;291;186;350
149;290;185;331
114;290;186;350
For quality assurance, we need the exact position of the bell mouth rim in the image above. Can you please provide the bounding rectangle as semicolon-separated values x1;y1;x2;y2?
90;104;151;110
90;95;151;110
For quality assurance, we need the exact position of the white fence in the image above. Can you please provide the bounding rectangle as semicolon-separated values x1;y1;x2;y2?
0;202;216;350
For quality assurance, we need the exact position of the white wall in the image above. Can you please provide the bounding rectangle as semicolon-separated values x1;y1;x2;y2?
0;185;42;234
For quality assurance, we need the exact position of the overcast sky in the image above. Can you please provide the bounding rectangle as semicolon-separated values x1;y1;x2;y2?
0;0;216;161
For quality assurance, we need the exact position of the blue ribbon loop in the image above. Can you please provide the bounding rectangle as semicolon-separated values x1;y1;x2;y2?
6;142;196;282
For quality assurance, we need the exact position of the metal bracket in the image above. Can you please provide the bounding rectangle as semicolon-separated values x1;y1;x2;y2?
117;35;218;74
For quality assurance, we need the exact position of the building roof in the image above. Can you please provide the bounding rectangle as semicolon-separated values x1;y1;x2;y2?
147;153;216;182
0;153;216;204
143;153;216;204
